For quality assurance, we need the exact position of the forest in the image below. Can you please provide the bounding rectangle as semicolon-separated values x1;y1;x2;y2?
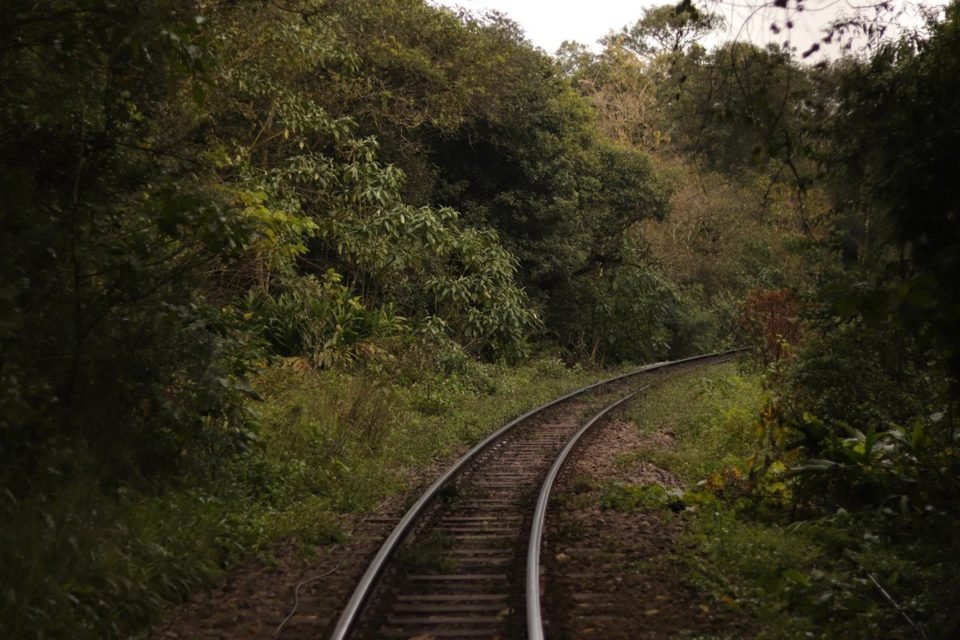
1;0;958;637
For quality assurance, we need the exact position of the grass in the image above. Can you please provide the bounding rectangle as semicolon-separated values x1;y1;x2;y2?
599;482;684;513
622;361;960;639
623;364;766;483
0;351;611;639
15;355;953;639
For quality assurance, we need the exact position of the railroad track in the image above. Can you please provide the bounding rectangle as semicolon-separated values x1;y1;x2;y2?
323;350;742;640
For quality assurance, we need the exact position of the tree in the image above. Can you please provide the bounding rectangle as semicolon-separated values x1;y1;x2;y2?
559;41;663;150
306;0;674;356
0;0;273;484
204;0;539;361
607;2;723;59
752;1;960;549
829;1;960;377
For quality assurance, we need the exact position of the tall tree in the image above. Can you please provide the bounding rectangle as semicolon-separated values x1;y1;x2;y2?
606;2;723;59
0;0;265;482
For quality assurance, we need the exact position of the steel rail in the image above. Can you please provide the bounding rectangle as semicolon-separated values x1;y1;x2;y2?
328;349;744;640
526;349;745;638
526;388;644;640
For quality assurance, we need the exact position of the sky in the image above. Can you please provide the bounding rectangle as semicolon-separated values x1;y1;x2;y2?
428;0;947;59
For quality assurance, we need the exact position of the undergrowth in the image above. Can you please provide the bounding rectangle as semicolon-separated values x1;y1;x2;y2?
0;350;602;639
624;361;960;639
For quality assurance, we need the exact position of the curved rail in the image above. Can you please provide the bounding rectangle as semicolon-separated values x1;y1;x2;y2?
526;389;644;640
329;348;744;640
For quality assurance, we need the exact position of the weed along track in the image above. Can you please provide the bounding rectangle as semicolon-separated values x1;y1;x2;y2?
323;351;741;640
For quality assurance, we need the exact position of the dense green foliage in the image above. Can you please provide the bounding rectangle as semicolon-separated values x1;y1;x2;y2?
686;2;960;525
1;0;714;501
564;0;960;527
565;1;960;636
1;0;260;486
629;363;958;638
2;0;959;637
305;0;677;357
0;1;703;636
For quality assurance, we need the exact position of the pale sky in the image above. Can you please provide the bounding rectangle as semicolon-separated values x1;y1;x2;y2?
429;0;948;60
